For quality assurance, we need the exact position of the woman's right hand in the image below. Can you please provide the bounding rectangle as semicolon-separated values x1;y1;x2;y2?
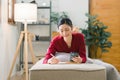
48;57;59;64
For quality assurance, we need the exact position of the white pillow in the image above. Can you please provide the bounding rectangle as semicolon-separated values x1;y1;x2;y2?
55;52;70;62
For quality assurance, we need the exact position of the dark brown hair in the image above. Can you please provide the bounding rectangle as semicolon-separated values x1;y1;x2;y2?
57;18;73;28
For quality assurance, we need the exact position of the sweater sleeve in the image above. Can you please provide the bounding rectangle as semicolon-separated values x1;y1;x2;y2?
78;34;86;63
43;38;57;64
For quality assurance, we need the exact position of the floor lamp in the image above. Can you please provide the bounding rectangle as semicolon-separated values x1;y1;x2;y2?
7;3;37;80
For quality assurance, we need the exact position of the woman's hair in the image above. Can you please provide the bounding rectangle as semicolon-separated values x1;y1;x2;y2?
57;18;73;28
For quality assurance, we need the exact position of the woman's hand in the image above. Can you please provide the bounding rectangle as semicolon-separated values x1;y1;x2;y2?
48;57;59;64
72;56;82;63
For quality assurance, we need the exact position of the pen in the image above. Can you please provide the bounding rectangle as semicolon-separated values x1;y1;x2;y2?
50;54;55;57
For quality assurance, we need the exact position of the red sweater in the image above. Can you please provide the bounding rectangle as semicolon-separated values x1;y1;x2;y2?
43;33;86;63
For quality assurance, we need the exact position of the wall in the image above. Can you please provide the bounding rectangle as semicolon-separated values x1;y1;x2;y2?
52;0;89;31
0;0;19;80
17;0;89;31
0;0;2;79
55;0;88;28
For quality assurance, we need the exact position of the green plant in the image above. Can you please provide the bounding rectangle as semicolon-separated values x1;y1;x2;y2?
81;13;112;58
50;11;69;24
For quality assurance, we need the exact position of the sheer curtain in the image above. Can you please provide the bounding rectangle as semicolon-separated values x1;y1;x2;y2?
0;0;19;80
0;0;3;79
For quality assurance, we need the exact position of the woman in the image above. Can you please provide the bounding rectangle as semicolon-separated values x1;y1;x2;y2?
43;18;86;64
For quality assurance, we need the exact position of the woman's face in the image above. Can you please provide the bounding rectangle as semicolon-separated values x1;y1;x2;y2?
58;24;72;37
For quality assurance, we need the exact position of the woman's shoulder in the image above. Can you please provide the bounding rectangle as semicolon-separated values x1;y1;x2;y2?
72;33;85;41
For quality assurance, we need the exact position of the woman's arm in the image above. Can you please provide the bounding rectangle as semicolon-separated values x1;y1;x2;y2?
43;39;57;64
78;34;86;63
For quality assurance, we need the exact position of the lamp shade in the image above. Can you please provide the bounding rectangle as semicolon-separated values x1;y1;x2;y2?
14;3;37;22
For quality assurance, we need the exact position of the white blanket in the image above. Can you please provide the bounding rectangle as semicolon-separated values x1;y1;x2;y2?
86;58;120;80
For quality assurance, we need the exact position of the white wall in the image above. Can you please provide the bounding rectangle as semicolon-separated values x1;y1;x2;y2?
17;0;89;31
55;0;88;27
0;0;2;79
52;0;89;31
0;0;19;80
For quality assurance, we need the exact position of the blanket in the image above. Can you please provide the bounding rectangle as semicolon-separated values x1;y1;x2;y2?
86;58;120;80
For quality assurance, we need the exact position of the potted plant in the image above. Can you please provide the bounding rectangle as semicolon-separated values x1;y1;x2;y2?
81;13;112;58
50;11;69;24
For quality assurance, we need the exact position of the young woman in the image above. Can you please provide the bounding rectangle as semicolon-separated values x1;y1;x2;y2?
43;18;86;64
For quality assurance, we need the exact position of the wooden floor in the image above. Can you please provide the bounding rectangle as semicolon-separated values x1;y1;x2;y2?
10;71;26;80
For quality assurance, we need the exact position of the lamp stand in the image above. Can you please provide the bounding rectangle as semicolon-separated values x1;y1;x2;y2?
7;21;37;80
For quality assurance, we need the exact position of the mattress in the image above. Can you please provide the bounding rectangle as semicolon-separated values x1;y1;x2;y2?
29;62;106;80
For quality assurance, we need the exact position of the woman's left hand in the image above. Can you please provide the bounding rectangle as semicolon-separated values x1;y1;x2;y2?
72;56;82;63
